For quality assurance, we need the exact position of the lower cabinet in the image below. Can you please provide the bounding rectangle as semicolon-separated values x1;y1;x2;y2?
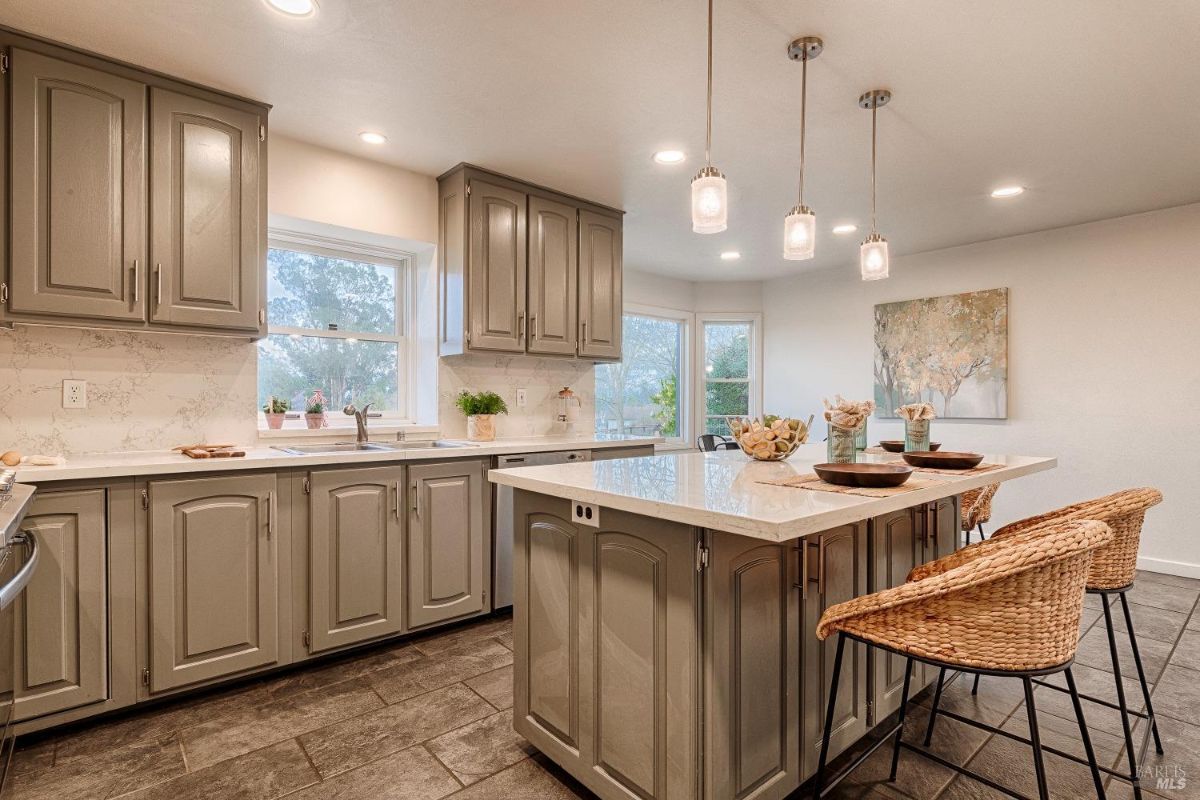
13;489;108;721
590;445;655;461
308;466;405;653
406;460;488;628
146;474;279;693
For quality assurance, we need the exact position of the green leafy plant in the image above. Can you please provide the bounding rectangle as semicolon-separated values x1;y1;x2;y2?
455;390;509;416
262;395;290;414
305;390;326;415
650;375;678;436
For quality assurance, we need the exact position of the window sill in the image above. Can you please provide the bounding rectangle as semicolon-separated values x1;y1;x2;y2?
256;422;440;441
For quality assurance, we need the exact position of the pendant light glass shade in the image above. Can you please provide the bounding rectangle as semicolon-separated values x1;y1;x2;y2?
860;233;889;280
783;205;816;260
692;167;728;234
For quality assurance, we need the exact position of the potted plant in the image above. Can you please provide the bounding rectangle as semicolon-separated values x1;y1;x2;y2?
304;390;327;430
455;390;508;442
262;396;289;430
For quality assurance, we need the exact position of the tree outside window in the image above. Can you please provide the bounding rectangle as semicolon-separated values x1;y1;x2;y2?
595;314;683;439
703;321;752;434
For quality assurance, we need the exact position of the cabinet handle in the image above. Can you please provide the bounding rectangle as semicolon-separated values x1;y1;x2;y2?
155;263;163;307
518;311;526;341
816;538;827;597
132;260;140;305
393;480;401;520
799;539;821;599
267;491;277;539
530;315;537;340
411;484;420;519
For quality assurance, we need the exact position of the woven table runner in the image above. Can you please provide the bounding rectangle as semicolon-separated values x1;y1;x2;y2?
758;473;949;498
910;463;1005;477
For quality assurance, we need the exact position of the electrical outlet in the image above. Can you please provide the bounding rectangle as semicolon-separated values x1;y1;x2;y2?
571;500;599;528
62;379;87;409
515;388;527;408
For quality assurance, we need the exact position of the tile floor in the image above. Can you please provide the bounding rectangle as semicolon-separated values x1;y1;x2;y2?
7;569;1198;800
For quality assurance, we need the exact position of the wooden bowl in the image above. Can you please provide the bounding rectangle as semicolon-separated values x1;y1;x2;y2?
878;440;941;453
813;463;914;488
901;451;984;469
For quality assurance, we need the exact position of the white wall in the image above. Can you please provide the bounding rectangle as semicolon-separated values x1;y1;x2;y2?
625;268;762;314
762;203;1200;576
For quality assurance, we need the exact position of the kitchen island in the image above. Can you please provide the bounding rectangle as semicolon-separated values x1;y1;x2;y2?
488;445;1055;800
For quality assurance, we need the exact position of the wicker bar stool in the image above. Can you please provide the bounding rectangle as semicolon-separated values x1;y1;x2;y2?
913;488;1165;800
811;520;1112;800
961;483;999;544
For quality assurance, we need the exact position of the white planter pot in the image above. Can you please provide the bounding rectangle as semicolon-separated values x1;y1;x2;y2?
467;415;496;442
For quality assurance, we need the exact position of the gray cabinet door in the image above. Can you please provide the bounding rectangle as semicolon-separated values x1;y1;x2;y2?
309;467;405;653
406;460;487;628
705;534;800;800
467;179;527;352
577;209;622;360
869;507;927;720
527;194;578;355
149;87;263;331
927;496;961;561
13;489;108;721
800;521;869;780
9;49;146;321
147;474;278;692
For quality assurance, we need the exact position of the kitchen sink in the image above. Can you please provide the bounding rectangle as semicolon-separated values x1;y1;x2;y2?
271;441;474;455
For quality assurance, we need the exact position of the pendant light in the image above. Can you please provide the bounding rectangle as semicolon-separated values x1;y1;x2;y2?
783;37;822;260
691;0;727;234
858;89;891;280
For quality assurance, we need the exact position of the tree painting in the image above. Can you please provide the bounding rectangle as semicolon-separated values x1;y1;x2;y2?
873;288;1008;419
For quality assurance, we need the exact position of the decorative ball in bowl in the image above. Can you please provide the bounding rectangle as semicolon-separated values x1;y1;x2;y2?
728;416;811;461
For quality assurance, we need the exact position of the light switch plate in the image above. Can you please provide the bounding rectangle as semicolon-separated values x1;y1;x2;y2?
63;379;87;409
515;388;527;408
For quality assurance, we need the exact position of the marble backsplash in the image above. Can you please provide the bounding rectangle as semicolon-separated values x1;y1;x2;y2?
0;326;595;455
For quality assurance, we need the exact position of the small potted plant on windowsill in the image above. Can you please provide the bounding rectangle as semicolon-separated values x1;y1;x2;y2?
455;390;508;442
262;396;290;430
304;390;327;430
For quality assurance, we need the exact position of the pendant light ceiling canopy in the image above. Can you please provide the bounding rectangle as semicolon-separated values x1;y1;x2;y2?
691;0;728;235
859;88;892;281
783;36;822;261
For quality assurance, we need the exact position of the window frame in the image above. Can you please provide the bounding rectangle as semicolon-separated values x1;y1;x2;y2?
262;229;417;423
695;313;763;439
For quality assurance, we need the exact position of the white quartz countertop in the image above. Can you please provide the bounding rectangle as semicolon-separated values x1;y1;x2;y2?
488;444;1056;542
13;435;662;484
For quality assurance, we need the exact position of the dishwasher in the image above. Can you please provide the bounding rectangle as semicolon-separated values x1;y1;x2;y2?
493;450;591;609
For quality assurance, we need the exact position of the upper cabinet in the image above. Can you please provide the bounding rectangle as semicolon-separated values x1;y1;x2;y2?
438;164;623;361
0;35;268;338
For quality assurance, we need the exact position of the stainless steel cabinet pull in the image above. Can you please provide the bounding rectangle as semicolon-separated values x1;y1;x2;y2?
581;320;587;343
155;263;163;307
411;484;420;518
530;315;537;339
518;311;526;340
266;491;277;539
393;480;401;520
132;259;140;304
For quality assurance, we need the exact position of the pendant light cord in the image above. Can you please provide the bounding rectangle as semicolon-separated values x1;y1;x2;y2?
870;104;878;234
798;53;807;206
705;0;713;167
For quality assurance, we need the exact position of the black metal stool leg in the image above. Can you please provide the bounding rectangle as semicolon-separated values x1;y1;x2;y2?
1023;677;1051;800
1066;667;1108;800
923;667;947;747
813;633;846;800
972;673;980;695
978;523;987;540
889;658;914;780
1103;593;1143;800
1119;592;1164;755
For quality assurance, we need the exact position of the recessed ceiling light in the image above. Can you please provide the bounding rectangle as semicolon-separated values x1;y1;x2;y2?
990;185;1025;198
832;224;858;235
652;150;686;165
266;0;316;17
359;131;388;145
720;251;741;261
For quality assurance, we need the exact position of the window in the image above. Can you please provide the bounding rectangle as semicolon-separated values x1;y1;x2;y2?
594;308;689;444
698;316;759;435
257;233;412;421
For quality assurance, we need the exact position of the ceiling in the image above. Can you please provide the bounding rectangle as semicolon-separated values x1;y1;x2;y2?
5;0;1200;281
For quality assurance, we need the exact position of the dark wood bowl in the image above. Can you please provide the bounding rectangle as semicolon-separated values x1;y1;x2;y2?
878;440;941;453
901;451;985;469
813;463;914;488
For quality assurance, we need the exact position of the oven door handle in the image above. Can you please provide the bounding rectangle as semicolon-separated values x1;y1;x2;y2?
0;530;39;610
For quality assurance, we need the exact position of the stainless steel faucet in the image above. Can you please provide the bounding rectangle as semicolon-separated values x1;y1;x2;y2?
343;403;374;443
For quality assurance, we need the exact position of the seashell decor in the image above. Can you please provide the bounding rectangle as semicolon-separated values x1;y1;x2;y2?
727;415;813;461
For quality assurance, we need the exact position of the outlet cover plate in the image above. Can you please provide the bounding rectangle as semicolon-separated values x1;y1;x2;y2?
515;388;527;408
63;379;87;409
571;500;599;528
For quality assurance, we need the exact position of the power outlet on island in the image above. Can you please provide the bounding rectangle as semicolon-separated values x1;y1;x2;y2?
572;500;599;528
62;379;87;409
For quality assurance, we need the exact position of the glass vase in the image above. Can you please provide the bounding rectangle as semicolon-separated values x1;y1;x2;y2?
854;418;868;451
904;419;930;452
827;425;857;464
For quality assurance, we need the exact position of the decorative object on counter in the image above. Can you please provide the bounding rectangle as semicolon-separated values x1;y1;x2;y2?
896;402;936;451
759;471;945;498
455;390;509;442
555;387;581;434
727;414;812;461
824;396;873;463
262;396;289;430
17;454;66;466
172;444;246;459
304;390;328;430
1;451;20;467
902;450;985;470
813;462;913;488
875;288;1009;418
878;440;941;453
858;88;892;280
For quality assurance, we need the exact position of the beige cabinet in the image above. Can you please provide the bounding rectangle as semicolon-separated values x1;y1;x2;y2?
307;467;405;653
13;489;108;721
406;460;488;628
577;209;623;360
527;194;578;355
146;474;278;693
8;48;146;322
467;180;527;352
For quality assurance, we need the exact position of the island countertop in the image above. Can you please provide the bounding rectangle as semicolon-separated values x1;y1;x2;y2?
488;443;1056;542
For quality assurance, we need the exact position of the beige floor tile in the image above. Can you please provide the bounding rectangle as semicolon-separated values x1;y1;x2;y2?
464;665;513;710
259;642;423;704
497;630;514;651
1124;583;1199;616
1109;600;1191;645
112;739;317;800
299;683;494;779
1074;623;1173;678
8;739;55;777
412;617;513;657
1149;664;1200;724
369;639;513;704
285;745;460;800
8;733;185;800
426;710;535;785
443;755;586;799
